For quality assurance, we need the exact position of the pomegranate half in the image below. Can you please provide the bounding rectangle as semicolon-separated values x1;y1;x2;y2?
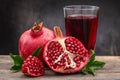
43;26;88;73
19;22;55;60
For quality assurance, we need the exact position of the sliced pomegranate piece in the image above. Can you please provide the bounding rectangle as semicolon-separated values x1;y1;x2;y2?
22;55;44;77
43;26;89;73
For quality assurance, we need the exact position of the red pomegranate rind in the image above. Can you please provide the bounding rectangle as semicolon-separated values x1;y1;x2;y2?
22;56;44;76
44;37;88;73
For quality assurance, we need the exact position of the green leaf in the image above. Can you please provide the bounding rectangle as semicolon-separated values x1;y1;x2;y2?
81;50;106;76
81;50;95;75
82;50;95;69
81;67;88;75
9;53;23;72
88;67;96;76
10;65;21;72
90;61;105;70
10;53;23;66
89;50;95;62
87;50;95;67
32;46;42;57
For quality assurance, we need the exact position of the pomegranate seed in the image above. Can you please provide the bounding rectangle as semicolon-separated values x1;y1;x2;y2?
77;45;80;48
71;47;74;50
76;51;79;54
74;47;78;50
76;63;80;67
70;42;73;44
65;39;70;44
78;49;80;51
57;61;61;65
66;47;70;50
52;56;56;60
82;57;86;62
69;50;73;53
71;44;75;47
53;64;57;69
73;40;76;43
73;51;76;54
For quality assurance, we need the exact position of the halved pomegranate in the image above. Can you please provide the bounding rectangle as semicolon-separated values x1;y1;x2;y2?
43;26;89;73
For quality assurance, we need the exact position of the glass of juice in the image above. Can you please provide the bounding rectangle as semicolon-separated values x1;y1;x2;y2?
63;5;99;50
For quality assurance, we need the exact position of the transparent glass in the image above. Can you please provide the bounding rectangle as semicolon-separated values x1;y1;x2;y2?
64;5;100;50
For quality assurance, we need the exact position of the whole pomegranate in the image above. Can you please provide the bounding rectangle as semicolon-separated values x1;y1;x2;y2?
43;26;89;73
19;22;55;60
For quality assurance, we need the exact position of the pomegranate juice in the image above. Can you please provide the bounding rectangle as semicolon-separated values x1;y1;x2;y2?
65;14;98;50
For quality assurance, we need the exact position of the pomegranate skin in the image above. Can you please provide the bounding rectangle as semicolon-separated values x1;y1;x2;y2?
19;23;55;60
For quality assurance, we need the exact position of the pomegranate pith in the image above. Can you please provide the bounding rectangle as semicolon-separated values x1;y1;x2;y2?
43;26;88;73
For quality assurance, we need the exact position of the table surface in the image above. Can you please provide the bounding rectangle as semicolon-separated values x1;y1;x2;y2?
0;55;120;80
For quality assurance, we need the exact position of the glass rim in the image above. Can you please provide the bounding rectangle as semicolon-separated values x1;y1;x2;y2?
63;5;100;10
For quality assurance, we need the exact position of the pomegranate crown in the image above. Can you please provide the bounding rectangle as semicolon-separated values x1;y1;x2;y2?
32;22;43;32
54;26;63;38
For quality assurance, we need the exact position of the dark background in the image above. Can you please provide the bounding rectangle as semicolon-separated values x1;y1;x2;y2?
0;0;120;55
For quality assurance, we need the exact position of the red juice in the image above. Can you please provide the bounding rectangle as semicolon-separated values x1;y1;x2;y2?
65;14;98;50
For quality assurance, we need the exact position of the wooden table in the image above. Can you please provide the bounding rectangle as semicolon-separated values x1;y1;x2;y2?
0;55;120;80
